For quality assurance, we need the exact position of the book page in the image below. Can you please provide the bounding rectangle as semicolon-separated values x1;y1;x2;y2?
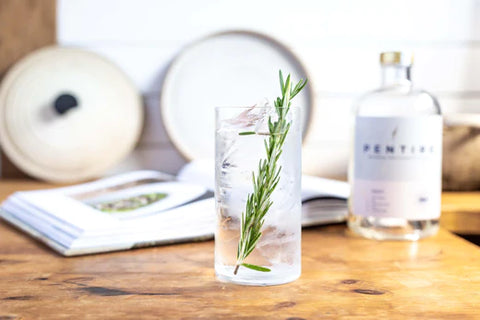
178;159;350;201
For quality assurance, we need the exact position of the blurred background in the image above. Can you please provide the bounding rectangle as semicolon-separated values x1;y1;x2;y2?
1;0;479;184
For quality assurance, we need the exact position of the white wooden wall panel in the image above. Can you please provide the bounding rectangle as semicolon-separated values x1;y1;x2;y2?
58;0;480;44
82;45;480;94
57;0;480;178
439;96;480;113
106;144;186;175
141;95;171;145
82;46;177;94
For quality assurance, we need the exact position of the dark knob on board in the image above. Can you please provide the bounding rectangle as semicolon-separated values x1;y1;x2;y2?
53;93;78;115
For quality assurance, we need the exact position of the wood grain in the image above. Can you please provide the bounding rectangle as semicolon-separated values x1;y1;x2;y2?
0;0;56;179
0;181;479;319
441;192;480;234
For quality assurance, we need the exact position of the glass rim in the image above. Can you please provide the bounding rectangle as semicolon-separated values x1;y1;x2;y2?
214;106;300;110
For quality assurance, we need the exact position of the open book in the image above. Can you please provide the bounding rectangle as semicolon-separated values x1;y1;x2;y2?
1;161;349;256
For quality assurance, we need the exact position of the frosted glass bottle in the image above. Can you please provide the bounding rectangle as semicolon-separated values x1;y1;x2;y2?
348;52;442;240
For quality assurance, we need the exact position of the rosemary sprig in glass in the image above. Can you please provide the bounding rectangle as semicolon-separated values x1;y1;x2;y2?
234;71;308;275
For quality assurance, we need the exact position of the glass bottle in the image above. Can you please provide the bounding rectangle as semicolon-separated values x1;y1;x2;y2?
348;52;443;240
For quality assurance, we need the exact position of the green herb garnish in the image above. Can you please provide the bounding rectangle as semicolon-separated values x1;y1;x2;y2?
238;131;256;136
234;71;307;275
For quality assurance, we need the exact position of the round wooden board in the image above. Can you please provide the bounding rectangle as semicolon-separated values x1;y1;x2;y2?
0;46;143;183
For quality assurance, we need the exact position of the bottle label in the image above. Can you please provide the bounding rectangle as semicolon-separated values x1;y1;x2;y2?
353;116;442;220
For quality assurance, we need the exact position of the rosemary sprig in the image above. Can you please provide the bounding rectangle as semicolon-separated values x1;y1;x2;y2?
234;71;308;275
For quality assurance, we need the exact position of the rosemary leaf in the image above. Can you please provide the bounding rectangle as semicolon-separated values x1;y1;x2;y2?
241;263;271;272
233;70;308;275
239;131;256;136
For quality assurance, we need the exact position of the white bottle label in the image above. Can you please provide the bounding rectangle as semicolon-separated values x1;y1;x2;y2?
353;116;442;220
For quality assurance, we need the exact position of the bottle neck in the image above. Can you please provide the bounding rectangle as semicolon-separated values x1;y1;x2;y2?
381;65;412;87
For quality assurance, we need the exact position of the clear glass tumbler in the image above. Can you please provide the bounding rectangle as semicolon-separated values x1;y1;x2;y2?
214;106;302;286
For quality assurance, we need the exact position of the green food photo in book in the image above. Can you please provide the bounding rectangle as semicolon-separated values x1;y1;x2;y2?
91;193;168;213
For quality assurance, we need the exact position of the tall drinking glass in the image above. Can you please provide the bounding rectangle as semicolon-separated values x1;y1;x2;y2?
214;106;302;286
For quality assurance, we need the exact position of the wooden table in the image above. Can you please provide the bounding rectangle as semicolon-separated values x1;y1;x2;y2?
0;181;479;319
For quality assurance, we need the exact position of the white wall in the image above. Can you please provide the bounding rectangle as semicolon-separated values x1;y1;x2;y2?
57;0;480;178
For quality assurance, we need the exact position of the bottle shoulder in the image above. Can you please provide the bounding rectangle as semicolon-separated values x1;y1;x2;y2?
354;85;441;116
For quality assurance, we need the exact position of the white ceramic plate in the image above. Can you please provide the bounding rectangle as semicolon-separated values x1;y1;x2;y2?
161;31;313;160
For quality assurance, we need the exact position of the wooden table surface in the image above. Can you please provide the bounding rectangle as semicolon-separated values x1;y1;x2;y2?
0;181;479;319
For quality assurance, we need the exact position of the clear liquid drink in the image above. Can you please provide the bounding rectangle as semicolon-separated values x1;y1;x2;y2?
215;106;301;285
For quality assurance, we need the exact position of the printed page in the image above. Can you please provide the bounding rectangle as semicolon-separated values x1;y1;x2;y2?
2;171;211;234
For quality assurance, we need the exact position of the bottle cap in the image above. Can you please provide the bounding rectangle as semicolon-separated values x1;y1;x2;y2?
380;51;414;66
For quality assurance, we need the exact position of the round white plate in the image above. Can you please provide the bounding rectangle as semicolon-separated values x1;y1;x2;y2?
0;46;143;183
161;30;313;160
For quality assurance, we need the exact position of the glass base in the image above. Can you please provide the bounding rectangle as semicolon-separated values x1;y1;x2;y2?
348;214;439;241
215;264;300;286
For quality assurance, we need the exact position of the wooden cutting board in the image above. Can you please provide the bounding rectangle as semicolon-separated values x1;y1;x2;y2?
0;0;56;179
442;192;480;234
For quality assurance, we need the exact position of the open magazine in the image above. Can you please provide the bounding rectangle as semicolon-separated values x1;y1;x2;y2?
0;161;349;256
